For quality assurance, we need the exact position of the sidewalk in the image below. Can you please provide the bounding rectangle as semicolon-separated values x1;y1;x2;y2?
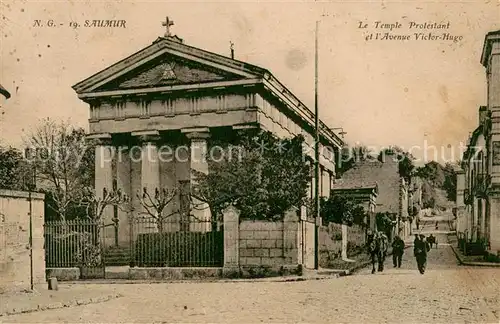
0;284;122;317
447;234;500;267
64;273;339;285
58;240;414;286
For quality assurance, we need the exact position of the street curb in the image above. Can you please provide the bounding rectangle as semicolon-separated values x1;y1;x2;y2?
449;244;500;267
0;293;123;317
62;274;340;285
449;244;465;265
447;235;500;268
55;245;414;285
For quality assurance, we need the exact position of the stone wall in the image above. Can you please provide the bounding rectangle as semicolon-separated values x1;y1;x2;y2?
319;222;367;268
0;190;45;292
239;221;284;267
223;206;307;278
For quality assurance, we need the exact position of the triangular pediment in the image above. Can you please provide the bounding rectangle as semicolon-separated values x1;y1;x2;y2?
96;54;244;92
73;37;267;95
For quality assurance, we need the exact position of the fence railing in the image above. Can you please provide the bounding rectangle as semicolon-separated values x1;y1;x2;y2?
45;217;225;268
130;217;224;268
44;219;102;268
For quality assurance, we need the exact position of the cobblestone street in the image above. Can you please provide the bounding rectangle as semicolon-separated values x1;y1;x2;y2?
2;232;499;324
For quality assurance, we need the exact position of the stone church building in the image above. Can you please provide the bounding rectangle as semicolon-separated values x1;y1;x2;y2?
72;24;344;246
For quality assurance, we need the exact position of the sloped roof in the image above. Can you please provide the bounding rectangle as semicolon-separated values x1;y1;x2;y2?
332;178;378;191
0;83;10;99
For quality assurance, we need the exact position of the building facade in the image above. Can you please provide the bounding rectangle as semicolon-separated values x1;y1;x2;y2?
72;30;344;246
457;29;500;254
458;106;489;244
332;153;410;238
330;181;378;229
477;29;500;253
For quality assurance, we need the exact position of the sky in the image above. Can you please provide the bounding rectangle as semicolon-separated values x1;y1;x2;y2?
0;0;499;164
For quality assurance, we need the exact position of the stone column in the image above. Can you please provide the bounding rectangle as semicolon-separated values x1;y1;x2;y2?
132;130;160;232
283;207;300;274
116;146;131;245
341;224;352;261
222;205;240;277
93;135;114;246
183;128;211;232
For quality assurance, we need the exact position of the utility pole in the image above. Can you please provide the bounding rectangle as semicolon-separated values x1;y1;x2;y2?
314;20;320;270
28;163;36;291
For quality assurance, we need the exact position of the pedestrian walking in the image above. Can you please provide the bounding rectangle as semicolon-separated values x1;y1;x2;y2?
414;234;430;274
427;234;435;248
391;235;405;268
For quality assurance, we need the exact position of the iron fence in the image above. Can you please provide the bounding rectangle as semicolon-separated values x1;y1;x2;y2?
130;217;224;267
44;219;103;268
45;217;225;269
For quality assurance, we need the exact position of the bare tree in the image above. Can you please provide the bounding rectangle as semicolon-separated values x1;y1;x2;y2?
81;187;131;222
23;118;95;221
137;187;180;232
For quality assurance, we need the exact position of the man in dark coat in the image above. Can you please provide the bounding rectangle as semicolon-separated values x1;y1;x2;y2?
392;235;405;268
414;234;430;274
428;234;437;248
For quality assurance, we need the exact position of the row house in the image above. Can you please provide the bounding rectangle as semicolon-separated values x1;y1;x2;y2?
456;29;500;254
457;106;489;244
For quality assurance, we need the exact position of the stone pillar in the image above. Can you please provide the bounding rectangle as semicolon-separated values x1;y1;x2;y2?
116;146;131;245
132;130;160;232
93;135;114;246
223;205;240;277
184;128;211;232
341;224;354;261
369;201;376;231
283;207;300;273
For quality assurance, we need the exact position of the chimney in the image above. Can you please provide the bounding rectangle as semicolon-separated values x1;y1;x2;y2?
230;41;234;59
479;105;487;125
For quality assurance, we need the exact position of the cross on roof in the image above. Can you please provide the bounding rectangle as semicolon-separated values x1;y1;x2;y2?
161;16;174;37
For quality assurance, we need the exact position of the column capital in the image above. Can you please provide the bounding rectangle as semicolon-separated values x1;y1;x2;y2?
185;132;210;141
87;133;112;146
181;127;210;140
138;135;161;144
131;130;160;144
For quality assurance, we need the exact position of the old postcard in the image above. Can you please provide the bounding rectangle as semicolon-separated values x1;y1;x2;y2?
0;1;499;323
